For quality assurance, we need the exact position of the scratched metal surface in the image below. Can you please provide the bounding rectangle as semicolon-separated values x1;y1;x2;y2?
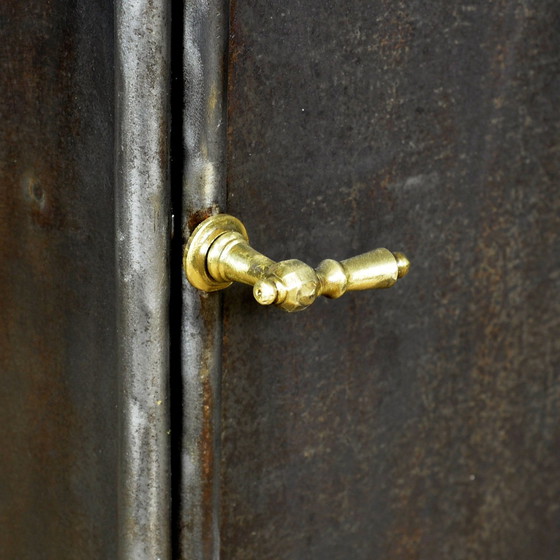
0;1;118;558
178;1;228;559
222;2;560;559
115;0;172;558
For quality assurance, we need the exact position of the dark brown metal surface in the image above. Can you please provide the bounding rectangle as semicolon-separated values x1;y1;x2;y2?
0;2;117;558
222;2;560;559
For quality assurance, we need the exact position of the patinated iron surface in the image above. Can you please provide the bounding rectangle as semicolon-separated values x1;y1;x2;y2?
178;2;228;558
0;1;117;558
115;1;172;558
222;2;560;559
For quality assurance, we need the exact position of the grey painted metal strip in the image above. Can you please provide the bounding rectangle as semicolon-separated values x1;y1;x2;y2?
115;1;171;558
180;1;228;558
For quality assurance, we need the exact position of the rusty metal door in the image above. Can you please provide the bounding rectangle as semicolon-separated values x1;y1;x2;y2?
1;1;559;560
217;2;560;559
0;2;119;558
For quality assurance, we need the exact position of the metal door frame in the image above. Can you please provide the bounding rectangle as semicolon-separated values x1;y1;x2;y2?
115;1;227;558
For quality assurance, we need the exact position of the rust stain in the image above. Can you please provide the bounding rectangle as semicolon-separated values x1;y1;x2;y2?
186;205;220;236
377;10;415;65
200;372;215;557
193;290;222;558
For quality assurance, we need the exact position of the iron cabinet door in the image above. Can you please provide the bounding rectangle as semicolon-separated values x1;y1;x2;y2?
1;1;559;560
0;2;119;558
214;2;560;560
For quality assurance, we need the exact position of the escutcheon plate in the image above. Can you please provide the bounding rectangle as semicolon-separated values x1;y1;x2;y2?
184;214;249;291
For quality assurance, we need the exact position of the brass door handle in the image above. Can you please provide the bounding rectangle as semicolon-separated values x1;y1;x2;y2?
184;214;410;312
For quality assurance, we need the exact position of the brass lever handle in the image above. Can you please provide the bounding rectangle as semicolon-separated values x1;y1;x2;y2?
184;214;410;312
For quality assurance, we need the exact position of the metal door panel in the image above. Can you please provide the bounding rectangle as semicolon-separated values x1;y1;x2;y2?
0;2;117;557
221;2;560;558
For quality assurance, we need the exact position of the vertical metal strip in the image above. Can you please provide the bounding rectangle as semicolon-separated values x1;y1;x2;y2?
115;1;171;558
180;2;228;558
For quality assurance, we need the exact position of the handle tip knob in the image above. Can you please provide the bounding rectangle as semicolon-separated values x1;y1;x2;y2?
393;252;411;279
253;279;278;305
